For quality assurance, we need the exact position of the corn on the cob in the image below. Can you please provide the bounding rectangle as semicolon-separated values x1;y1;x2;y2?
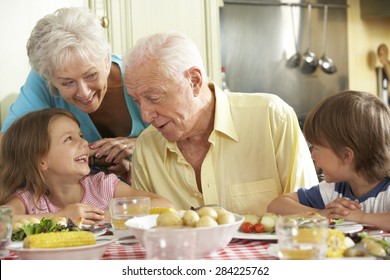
23;231;96;249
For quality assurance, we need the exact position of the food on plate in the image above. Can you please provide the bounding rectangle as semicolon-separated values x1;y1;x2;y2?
23;231;96;249
260;213;278;232
196;216;218;227
12;217;81;241
240;222;254;233
243;214;260;225
156;211;183;227
253;223;264;233
344;234;390;258
156;207;236;228
240;212;279;234
182;210;200;227
326;229;348;258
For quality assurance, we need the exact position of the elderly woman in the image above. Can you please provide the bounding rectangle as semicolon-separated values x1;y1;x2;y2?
0;7;148;182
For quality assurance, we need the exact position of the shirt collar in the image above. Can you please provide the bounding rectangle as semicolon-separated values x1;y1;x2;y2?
210;82;239;142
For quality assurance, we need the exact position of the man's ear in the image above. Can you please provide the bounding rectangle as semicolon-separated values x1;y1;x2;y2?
187;67;202;95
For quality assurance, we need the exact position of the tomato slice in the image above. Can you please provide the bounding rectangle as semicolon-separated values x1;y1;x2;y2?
240;222;253;233
253;223;264;233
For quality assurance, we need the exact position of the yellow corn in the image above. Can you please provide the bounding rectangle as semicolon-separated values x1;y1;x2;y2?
149;207;176;215
23;231;96;249
326;229;346;258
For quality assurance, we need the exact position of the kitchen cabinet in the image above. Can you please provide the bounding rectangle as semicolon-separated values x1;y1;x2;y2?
90;0;222;84
360;0;390;19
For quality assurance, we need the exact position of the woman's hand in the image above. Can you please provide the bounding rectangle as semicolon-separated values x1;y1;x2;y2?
58;203;105;225
90;137;136;163
89;137;136;181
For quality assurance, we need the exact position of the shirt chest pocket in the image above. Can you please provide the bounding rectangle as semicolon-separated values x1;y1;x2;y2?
229;179;278;216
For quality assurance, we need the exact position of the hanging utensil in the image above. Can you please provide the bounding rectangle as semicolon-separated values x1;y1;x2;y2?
378;43;390;80
319;5;337;74
286;5;301;68
301;4;318;74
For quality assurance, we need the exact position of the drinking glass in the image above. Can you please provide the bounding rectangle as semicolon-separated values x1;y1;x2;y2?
0;206;12;258
109;197;150;237
276;213;328;260
143;227;197;260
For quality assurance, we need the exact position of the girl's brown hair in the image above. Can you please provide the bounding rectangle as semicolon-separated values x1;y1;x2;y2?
0;108;80;205
303;90;390;181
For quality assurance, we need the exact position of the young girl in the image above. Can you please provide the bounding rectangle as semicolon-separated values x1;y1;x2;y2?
267;91;390;231
0;108;174;224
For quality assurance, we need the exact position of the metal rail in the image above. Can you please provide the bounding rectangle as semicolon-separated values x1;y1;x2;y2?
223;0;349;9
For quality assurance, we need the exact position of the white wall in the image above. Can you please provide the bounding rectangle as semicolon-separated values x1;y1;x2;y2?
0;0;88;127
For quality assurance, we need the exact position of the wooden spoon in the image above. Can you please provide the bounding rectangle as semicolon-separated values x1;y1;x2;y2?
378;43;390;79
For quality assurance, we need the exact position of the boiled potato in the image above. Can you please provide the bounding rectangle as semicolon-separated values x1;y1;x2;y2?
156;211;183;227
243;214;260;225
217;212;235;225
50;217;67;226
182;210;200;227
362;238;387;257
196;216;218;227
260;212;278;232
215;207;228;217
27;217;41;224
196;207;218;220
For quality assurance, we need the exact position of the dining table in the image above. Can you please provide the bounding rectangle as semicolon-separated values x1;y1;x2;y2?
2;228;389;260
1;237;278;260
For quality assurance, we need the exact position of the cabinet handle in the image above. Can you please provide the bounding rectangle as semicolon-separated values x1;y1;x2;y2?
100;16;109;28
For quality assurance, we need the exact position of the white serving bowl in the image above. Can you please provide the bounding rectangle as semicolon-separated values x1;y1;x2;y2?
125;213;243;258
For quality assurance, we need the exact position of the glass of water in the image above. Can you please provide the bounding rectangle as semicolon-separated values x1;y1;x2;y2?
109;197;150;238
0;206;12;258
276;213;328;260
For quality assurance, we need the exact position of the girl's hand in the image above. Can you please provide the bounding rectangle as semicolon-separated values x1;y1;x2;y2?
59;203;105;225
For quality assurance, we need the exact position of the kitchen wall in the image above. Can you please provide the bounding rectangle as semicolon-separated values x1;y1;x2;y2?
347;0;390;95
1;0;389;126
0;0;88;128
220;0;349;119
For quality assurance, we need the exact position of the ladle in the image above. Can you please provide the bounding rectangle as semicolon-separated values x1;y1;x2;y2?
301;4;318;74
377;43;390;80
286;5;301;68
319;5;337;74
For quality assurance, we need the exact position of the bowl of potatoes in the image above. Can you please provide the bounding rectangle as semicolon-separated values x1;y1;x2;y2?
125;206;243;258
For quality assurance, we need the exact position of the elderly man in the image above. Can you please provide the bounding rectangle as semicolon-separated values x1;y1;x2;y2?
123;32;318;215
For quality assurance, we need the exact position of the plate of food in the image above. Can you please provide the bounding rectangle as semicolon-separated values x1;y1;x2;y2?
8;233;117;260
234;231;277;241
330;220;363;234
233;212;279;241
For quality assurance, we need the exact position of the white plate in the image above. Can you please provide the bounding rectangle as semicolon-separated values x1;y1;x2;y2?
332;221;363;234
8;236;117;260
233;221;363;240
233;231;277;241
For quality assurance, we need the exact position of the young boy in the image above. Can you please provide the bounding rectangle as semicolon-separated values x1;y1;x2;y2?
267;91;390;231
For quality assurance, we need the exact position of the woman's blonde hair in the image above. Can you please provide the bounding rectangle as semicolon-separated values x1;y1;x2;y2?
303;90;390;181
0;109;80;205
